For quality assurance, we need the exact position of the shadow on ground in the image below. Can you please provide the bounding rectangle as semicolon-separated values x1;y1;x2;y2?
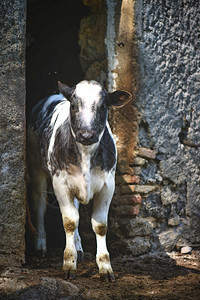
0;249;200;300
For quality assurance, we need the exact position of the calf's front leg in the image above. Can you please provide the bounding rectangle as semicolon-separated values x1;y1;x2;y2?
91;174;115;282
53;175;79;279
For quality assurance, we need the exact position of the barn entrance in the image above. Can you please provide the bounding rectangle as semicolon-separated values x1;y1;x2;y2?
26;0;94;255
26;0;138;260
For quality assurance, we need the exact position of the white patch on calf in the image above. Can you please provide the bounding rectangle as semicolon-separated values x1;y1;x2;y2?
47;100;70;168
55;163;105;206
41;94;65;118
74;198;83;254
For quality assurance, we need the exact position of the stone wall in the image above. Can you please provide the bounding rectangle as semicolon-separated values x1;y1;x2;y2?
1;0;199;266
0;0;26;265
79;0;200;255
134;0;200;252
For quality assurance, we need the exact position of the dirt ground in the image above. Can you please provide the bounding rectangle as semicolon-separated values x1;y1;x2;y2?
0;250;199;300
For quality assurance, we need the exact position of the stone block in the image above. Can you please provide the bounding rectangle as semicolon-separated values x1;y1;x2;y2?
181;246;192;254
119;218;153;238
121;184;158;194
158;227;183;252
161;186;179;206
133;167;141;175
168;214;180;227
114;205;140;217
137;147;156;159
145;217;158;229
132;157;146;166
135;185;158;194
125;237;151;256
140;161;162;184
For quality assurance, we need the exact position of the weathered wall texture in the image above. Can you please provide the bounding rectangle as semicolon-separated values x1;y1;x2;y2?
106;0;138;163
79;0;107;85
1;0;199;265
134;0;200;251
79;0;200;255
0;0;26;265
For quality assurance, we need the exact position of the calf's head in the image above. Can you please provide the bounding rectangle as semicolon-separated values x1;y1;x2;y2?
58;80;132;146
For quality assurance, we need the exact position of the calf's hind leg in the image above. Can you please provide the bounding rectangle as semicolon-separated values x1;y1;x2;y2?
74;198;84;262
31;172;47;256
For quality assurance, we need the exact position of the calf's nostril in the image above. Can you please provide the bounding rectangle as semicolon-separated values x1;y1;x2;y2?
81;132;94;140
77;130;97;145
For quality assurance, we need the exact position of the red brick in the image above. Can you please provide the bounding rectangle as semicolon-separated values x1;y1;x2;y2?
121;185;135;194
113;194;142;205
130;194;142;204
116;174;140;184
122;174;140;184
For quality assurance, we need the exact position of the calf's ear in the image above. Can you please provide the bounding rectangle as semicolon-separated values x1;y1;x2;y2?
58;81;74;100
107;90;132;107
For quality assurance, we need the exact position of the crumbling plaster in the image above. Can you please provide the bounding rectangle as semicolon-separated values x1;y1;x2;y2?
0;0;26;266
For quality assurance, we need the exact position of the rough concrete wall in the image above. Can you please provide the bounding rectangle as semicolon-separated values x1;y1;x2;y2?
0;0;26;266
79;0;145;255
134;0;200;251
106;0;138;163
105;0;149;255
79;0;200;256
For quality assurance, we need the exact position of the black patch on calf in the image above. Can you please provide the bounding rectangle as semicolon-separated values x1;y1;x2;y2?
30;97;64;134
50;119;81;175
91;127;116;172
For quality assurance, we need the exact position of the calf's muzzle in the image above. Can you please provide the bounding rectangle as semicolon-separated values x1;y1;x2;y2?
76;129;98;145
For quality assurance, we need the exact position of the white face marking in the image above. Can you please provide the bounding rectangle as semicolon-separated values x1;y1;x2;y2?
75;81;103;127
75;81;102;105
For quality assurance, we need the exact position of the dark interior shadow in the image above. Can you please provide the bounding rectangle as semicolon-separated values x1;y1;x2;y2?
26;0;89;116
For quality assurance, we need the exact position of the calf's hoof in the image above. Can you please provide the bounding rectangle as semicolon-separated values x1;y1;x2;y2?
63;269;76;280
34;233;47;257
100;271;115;283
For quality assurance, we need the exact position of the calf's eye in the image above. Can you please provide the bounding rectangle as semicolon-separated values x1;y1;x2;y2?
70;104;75;111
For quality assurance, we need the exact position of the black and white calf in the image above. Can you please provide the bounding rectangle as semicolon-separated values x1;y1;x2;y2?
27;80;131;282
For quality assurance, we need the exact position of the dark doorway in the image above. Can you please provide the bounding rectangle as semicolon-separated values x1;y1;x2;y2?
26;0;90;254
26;0;89;114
